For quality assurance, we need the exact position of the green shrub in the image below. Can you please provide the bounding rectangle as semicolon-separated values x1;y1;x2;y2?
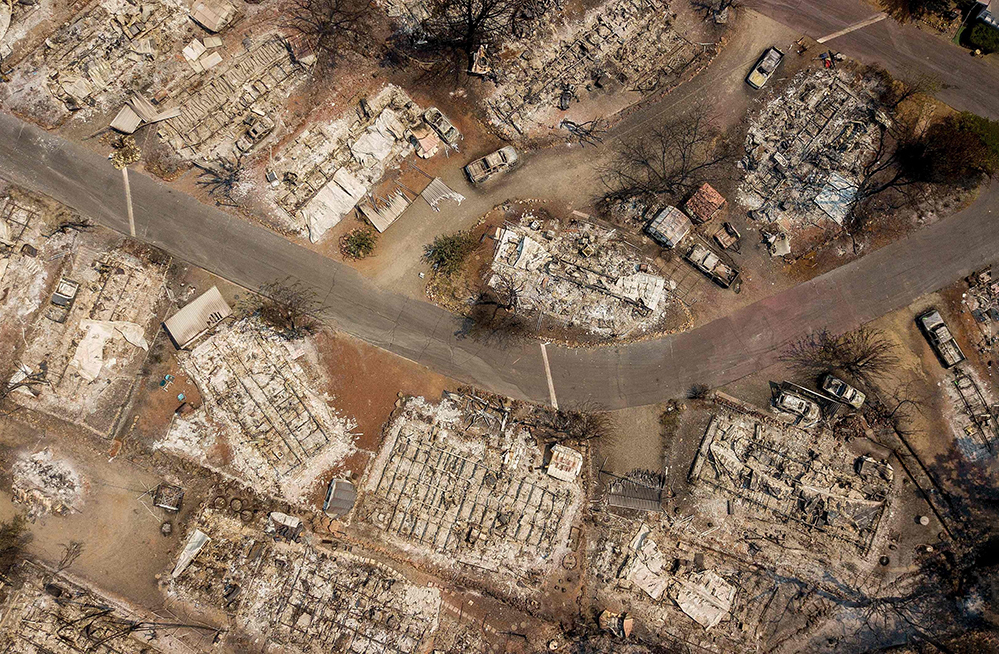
343;228;377;259
423;231;477;277
969;22;999;53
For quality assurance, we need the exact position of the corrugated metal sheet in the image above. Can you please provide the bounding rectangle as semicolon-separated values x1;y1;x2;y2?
607;479;662;512
110;105;141;134
163;285;232;348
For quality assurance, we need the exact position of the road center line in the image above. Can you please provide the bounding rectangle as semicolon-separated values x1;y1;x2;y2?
816;13;887;44
540;343;558;410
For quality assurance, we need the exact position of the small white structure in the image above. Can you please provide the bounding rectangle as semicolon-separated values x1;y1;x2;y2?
163;286;231;348
547;444;583;482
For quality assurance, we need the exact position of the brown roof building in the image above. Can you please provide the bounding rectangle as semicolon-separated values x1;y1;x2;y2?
684;183;727;224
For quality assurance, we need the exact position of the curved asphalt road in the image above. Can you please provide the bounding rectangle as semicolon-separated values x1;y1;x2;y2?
0;5;997;409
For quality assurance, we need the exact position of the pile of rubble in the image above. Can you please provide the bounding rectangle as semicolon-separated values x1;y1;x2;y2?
0;560;183;653
158;317;357;501
159;34;308;160
10;236;168;434
11;449;84;519
486;0;707;136
4;0;191;125
738;68;884;254
691;413;892;554
488;214;675;338
170;505;442;654
355;393;583;583
266;85;427;241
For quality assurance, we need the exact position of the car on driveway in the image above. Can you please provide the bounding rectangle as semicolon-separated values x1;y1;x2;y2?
464;147;519;184
772;388;821;428
746;47;783;89
821;374;866;409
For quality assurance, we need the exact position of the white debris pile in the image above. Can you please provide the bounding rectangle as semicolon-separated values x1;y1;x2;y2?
158;317;357;503
267;85;426;241
170;506;443;653
738;68;883;250
12;449;84;519
12;246;167;433
488;213;676;338
357;393;583;585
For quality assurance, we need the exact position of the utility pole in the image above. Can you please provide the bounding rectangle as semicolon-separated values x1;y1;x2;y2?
122;166;135;237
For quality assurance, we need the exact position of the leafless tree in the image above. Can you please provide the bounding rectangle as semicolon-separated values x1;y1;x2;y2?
879;0;953;23
284;0;374;69
599;109;731;213
57;541;84;572
690;0;737;22
194;156;246;208
404;0;522;79
256;279;326;340
0;369;47;409
462;274;532;344
561;119;606;147
533;400;616;445
781;326;900;387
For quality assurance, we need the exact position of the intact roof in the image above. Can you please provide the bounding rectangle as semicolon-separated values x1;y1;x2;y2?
684;183;726;223
645;205;691;247
163;285;232;348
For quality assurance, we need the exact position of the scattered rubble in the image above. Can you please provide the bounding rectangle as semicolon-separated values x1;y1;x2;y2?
11;448;84;519
488;213;680;338
170;505;442;653
739;68;882;253
485;0;710;136
356;393;583;584
0;560;184;653
267;86;427;240
158;317;357;502
6;219;168;434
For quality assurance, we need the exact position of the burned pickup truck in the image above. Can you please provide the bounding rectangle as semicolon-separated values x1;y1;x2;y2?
917;309;965;368
685;241;739;288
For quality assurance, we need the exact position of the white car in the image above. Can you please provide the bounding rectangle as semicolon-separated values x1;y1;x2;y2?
464;147;519;184
821;374;866;409
747;47;783;89
772;389;821;428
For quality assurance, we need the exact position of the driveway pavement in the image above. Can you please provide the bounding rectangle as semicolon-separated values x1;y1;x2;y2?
1;5;998;408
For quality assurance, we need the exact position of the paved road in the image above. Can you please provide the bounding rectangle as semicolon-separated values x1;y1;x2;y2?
747;0;999;119
2;110;997;409
1;5;998;409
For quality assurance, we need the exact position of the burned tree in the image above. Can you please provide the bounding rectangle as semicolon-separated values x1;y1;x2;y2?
781;326;899;387
463;272;532;343
880;0;953;23
405;0;521;78
256;279;325;340
599;109;731;213
0;369;47;410
284;0;374;69
194;156;246;207
528;400;616;445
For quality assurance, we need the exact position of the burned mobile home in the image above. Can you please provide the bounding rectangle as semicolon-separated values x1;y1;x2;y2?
157;316;357;501
355;393;584;584
169;504;442;653
488;213;680;338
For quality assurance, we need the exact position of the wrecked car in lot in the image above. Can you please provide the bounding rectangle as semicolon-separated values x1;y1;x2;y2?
771;388;821;428
746;47;783;89
684;241;739;288
465;147;519;185
424;107;461;147
917;308;966;368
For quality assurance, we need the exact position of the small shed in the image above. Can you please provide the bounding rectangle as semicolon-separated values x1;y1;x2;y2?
644;206;691;249
323;479;357;517
547;444;583;482
163;285;232;349
684;183;727;224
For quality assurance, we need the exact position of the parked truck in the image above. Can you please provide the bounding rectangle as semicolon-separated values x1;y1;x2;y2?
685;242;739;288
917;309;965;368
